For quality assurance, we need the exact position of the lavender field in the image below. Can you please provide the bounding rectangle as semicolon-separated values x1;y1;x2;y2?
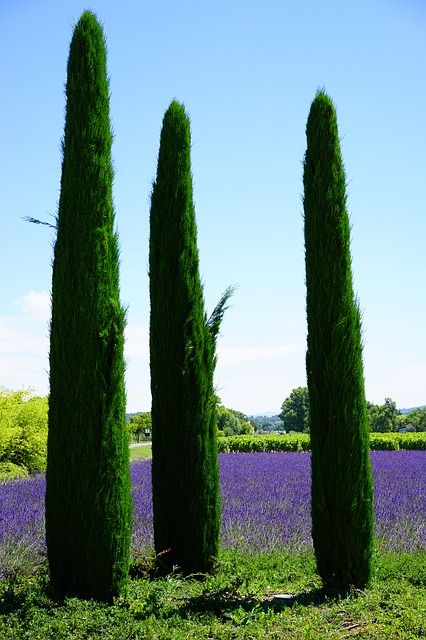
0;451;425;579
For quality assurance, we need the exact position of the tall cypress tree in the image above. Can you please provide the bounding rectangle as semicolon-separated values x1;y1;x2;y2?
303;91;374;589
45;11;132;601
150;101;231;575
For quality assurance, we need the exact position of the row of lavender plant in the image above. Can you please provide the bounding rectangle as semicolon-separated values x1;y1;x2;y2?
1;451;424;579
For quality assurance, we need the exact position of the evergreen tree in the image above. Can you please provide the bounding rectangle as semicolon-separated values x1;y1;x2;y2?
149;101;231;574
303;91;374;589
45;11;132;601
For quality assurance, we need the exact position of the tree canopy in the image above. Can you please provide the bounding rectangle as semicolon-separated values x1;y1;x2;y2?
0;389;48;480
217;403;254;436
279;387;310;433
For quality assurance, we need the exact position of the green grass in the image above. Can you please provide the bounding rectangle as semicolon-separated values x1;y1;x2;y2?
0;550;424;639
129;445;152;461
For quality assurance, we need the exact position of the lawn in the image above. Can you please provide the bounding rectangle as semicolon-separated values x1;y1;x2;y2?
0;550;424;639
129;444;152;461
0;451;424;638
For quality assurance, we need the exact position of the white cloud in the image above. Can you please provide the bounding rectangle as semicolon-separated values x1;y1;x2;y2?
364;363;426;408
124;322;149;361
1;291;50;394
0;353;49;395
0;316;49;395
0;298;153;409
0;316;48;356
217;339;305;364
3;297;423;415
123;322;151;412
13;290;51;321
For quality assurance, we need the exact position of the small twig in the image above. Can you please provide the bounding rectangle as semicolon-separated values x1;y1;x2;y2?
341;623;361;630
22;216;57;229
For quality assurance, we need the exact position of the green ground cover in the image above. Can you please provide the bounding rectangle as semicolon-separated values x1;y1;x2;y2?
0;550;424;639
129;445;152;461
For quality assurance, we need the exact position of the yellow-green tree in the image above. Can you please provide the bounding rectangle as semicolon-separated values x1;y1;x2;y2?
0;389;48;480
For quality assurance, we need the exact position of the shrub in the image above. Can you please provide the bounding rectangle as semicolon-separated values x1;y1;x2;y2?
0;389;47;476
0;462;28;482
217;432;426;453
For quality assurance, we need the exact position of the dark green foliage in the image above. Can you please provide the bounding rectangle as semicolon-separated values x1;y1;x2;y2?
45;11;132;601
149;101;230;575
303;91;374;589
367;398;399;432
128;412;152;442
217;404;253;436
279;387;310;433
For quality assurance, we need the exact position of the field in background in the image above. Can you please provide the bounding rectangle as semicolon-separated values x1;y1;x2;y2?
1;450;424;580
0;450;424;638
129;444;152;461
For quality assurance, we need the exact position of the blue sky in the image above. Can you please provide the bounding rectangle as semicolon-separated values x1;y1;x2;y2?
0;0;425;414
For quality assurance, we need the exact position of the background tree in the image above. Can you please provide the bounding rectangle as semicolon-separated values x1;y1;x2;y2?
0;389;48;480
45;11;132;601
367;398;399;432
249;415;284;432
399;406;426;431
217;403;254;436
128;412;152;441
304;90;374;589
150;100;232;574
279;387;310;432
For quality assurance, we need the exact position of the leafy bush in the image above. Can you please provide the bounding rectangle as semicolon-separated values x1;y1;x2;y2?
218;434;310;453
0;389;48;477
0;462;28;482
370;432;426;450
218;432;426;453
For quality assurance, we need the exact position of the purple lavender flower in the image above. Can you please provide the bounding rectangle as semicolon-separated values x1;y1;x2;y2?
0;474;46;578
372;451;425;550
0;451;424;578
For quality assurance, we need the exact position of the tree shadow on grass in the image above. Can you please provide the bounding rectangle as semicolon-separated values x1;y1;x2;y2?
133;585;352;622
187;584;356;619
0;571;57;616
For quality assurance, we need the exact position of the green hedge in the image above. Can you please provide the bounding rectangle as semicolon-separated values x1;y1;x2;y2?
217;432;426;453
218;434;310;453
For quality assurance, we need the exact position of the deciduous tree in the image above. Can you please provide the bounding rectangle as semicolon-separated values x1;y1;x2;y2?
279;387;310;433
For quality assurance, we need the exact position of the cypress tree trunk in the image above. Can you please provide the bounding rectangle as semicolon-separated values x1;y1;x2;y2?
303;91;374;589
150;101;228;575
45;11;132;601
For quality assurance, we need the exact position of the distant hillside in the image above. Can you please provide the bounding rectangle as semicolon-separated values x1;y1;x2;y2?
250;414;283;431
125;412;140;423
399;405;426;415
250;411;280;418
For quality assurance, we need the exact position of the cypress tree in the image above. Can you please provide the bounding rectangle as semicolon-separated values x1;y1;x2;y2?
45;11;132;601
149;101;231;575
303;91;374;589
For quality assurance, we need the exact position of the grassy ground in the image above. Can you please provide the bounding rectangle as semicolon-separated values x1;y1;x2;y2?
0;549;424;639
129;445;152;461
